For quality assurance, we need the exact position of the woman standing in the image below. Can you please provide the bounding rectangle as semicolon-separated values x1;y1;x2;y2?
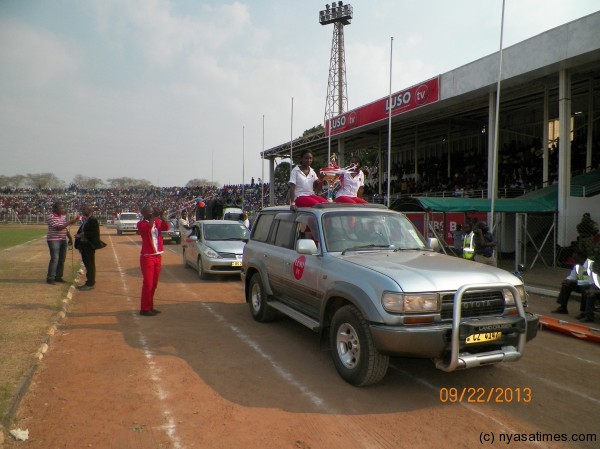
334;156;368;204
289;149;327;210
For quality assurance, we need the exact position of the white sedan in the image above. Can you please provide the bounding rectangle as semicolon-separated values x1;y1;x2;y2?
182;220;250;279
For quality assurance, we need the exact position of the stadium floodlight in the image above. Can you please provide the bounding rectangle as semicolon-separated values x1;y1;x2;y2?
320;2;352;123
319;1;352;26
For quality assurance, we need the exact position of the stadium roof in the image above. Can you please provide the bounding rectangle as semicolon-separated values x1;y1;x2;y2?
262;11;600;163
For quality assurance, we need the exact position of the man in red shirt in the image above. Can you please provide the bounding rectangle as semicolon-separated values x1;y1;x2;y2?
137;206;169;316
46;202;78;284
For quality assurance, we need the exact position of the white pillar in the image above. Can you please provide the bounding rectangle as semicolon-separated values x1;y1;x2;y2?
586;80;593;172
557;69;571;246
542;86;549;186
269;159;276;206
337;137;345;166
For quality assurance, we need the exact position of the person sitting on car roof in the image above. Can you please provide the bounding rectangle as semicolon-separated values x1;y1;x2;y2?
289;149;328;211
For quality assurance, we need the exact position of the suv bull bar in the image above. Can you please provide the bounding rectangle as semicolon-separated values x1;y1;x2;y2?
434;283;528;372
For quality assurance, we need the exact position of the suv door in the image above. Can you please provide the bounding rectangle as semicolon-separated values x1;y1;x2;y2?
276;213;323;320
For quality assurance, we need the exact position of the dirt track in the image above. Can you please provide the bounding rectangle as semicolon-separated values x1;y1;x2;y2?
2;229;600;449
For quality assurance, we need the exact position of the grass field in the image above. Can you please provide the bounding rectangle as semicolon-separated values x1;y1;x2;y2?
0;226;47;251
0;226;75;427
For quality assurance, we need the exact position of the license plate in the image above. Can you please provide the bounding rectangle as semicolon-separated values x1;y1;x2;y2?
466;332;502;344
231;261;242;267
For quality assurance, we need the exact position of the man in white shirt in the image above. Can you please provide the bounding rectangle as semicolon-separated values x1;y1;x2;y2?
178;210;192;240
551;250;594;316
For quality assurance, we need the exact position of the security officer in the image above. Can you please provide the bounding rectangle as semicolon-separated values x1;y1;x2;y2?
462;224;475;260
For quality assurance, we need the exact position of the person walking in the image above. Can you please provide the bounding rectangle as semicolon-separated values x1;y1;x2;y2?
137;205;169;316
75;205;102;291
46;202;78;284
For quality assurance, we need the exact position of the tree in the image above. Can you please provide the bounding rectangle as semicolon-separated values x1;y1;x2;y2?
26;173;65;189
106;177;153;188
0;175;28;188
274;161;291;185
185;178;220;188
73;175;105;189
302;124;324;137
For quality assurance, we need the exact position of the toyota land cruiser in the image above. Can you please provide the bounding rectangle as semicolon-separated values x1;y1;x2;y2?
241;204;539;386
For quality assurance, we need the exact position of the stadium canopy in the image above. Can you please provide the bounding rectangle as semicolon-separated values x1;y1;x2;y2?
391;196;556;213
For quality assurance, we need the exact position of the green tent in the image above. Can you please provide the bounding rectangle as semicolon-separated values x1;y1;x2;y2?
391;196;556;213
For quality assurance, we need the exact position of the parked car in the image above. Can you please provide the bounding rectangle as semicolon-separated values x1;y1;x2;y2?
222;207;243;221
182;220;250;279
116;212;139;235
161;219;181;244
241;204;539;386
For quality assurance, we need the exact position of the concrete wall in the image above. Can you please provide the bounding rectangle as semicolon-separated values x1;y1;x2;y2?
440;11;600;100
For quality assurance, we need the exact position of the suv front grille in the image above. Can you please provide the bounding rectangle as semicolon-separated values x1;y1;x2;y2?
441;291;505;319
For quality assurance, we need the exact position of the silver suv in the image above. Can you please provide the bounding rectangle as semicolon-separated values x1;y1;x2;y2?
241;204;539;386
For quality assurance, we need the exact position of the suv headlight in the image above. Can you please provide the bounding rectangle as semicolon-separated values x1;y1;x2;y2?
382;292;440;313
503;285;527;306
203;247;220;258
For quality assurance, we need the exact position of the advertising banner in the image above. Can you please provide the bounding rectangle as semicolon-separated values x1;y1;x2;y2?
325;76;440;137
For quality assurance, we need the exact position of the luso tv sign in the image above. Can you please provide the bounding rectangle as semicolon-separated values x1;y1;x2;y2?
325;76;440;137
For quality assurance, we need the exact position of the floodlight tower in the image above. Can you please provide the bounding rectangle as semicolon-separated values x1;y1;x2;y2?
320;2;352;123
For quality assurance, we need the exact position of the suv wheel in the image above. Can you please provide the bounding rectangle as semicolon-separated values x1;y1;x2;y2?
330;305;389;386
197;256;208;280
248;273;276;322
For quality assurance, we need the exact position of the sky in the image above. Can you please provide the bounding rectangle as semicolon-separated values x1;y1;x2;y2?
1;0;598;187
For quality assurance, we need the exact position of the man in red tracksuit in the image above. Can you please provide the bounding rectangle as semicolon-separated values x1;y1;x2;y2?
137;206;170;316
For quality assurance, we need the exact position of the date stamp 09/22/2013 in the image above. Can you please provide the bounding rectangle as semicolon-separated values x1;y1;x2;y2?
439;387;532;404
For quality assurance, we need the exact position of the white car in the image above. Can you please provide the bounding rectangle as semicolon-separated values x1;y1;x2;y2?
182;220;250;279
116;212;139;235
222;207;243;221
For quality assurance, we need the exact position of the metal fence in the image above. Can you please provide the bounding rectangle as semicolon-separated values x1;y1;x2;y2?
0;211;116;226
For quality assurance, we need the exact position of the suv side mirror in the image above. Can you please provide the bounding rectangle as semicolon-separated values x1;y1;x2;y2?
427;237;440;251
296;238;319;255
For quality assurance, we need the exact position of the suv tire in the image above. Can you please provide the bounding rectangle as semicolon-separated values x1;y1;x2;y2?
248;273;276;322
330;305;389;386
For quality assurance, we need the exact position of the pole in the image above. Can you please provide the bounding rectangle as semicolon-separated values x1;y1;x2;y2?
242;126;245;211
328;125;331;166
386;36;393;207
290;97;294;166
261;114;265;210
490;0;505;233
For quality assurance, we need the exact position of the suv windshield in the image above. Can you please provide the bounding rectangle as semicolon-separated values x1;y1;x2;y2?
120;213;138;220
322;211;426;252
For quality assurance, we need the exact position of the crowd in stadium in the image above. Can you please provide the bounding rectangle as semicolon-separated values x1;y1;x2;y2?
0;136;596;223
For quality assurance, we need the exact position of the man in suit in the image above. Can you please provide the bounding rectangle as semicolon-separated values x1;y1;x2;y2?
75;204;102;291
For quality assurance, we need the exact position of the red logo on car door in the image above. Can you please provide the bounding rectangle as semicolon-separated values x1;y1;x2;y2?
293;256;306;280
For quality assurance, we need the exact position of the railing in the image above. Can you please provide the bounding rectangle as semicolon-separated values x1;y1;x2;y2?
0;212;115;226
571;179;600;197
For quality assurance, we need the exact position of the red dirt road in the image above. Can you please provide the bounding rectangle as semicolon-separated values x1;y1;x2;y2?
3;230;599;449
